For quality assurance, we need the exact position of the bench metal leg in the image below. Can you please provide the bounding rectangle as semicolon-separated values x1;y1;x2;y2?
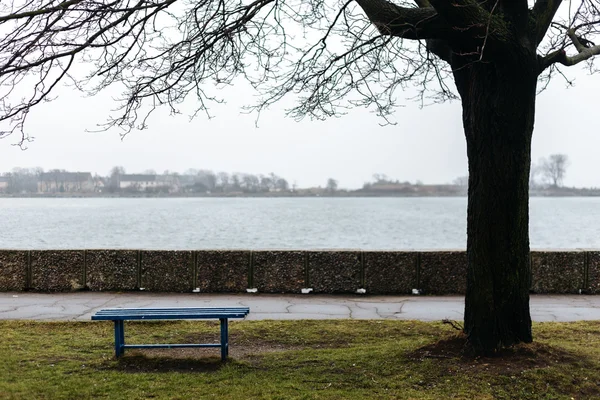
114;320;125;358
220;318;229;361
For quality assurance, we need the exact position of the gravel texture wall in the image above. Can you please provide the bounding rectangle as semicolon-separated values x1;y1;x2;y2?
1;249;597;294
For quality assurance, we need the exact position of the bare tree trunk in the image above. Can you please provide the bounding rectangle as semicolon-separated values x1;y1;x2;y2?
453;53;537;354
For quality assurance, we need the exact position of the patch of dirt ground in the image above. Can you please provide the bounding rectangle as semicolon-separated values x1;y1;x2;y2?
111;332;342;373
409;335;583;375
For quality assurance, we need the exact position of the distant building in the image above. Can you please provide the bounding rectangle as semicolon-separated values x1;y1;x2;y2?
156;174;180;193
0;176;9;192
93;176;106;192
38;172;94;193
119;174;159;190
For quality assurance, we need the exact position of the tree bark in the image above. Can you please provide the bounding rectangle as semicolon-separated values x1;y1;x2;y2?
452;51;538;354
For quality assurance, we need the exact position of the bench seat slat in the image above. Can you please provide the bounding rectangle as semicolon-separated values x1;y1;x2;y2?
93;309;248;314
96;310;248;315
94;311;248;316
94;313;248;317
92;314;248;320
91;306;249;321
98;307;250;313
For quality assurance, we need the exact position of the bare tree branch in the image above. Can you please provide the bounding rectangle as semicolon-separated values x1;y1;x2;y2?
542;43;600;67
0;0;599;144
409;0;453;63
567;27;590;51
426;0;514;51
0;0;84;23
537;1;600;72
354;0;451;40
532;0;563;45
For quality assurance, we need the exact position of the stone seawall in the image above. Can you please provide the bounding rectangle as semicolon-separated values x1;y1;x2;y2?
0;249;598;294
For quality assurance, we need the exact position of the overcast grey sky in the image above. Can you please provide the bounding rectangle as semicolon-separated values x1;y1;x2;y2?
1;61;599;190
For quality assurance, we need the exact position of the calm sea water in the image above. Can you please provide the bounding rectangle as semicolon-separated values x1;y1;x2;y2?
0;197;599;250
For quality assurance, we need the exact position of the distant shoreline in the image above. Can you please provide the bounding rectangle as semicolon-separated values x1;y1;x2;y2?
1;190;600;198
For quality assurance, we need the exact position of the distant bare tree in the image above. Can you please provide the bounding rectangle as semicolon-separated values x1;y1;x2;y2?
326;178;338;192
240;174;259;192
217;172;230;191
452;175;468;195
372;174;389;184
195;170;217;191
5;167;40;193
110;166;126;176
241;174;253;192
529;162;541;190
109;166;126;191
3;0;600;354
453;176;468;188
275;178;289;191
231;174;242;190
541;154;570;187
259;175;272;192
268;173;276;184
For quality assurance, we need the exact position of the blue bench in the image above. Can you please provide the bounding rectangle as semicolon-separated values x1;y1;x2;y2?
91;307;250;361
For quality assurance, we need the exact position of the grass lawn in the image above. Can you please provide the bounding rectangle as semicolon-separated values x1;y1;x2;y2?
1;319;599;399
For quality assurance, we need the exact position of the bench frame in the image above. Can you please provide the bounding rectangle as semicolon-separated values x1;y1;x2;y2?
91;307;250;361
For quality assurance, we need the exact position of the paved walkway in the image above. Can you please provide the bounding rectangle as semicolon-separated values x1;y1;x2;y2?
1;292;599;322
